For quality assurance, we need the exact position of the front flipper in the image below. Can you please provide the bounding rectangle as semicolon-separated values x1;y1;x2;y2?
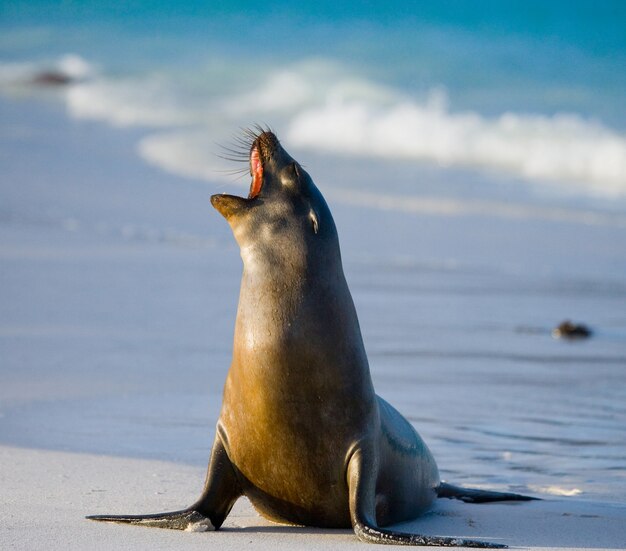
86;509;214;531
87;430;243;531
347;448;506;548
437;482;539;504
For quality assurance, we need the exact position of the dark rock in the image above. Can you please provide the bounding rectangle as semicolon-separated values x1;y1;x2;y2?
552;320;592;339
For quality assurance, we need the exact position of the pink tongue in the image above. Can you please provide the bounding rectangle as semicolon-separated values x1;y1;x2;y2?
249;147;263;198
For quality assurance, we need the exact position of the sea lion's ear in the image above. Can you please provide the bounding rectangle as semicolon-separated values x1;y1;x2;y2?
309;207;319;235
211;194;249;220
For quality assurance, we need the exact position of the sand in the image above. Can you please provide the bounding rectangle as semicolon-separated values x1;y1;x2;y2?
2;445;625;550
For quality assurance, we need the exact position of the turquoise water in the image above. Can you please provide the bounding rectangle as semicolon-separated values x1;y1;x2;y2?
1;1;626;201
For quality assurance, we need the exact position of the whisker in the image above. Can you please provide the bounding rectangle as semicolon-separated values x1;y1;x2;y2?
214;166;250;176
219;142;250;155
230;171;251;182
213;124;279;185
216;151;250;163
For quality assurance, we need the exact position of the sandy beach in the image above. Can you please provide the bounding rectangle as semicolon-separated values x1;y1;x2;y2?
1;90;626;551
3;445;625;550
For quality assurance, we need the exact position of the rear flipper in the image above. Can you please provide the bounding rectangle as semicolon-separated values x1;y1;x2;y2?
348;449;507;548
86;509;213;531
437;482;539;503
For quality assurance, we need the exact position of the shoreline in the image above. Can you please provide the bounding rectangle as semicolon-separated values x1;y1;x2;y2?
1;95;625;549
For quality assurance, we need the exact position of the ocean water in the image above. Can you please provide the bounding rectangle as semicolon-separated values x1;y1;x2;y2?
1;1;626;206
1;1;626;509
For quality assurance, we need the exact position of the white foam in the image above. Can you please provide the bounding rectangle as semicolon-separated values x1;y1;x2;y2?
286;88;626;197
211;61;626;197
5;55;624;198
138;130;242;183
0;54;95;86
210;60;626;196
56;54;95;80
220;58;396;116
65;78;194;128
0;54;195;127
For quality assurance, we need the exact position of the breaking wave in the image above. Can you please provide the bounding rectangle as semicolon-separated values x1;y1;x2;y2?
2;55;625;198
286;89;626;197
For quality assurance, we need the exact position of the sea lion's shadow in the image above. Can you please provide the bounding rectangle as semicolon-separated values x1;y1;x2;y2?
222;525;353;536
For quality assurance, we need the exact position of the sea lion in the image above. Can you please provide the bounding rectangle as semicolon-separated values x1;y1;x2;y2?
87;129;535;547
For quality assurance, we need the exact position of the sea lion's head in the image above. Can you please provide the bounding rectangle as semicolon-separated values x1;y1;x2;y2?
211;129;339;276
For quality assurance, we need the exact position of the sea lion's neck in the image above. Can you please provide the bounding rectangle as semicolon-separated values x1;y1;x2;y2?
233;240;368;375
239;234;342;287
238;247;342;323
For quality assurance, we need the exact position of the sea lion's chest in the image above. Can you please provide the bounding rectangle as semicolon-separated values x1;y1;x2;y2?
221;356;365;472
217;348;374;527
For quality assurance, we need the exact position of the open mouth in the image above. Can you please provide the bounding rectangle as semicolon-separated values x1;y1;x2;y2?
248;146;263;199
